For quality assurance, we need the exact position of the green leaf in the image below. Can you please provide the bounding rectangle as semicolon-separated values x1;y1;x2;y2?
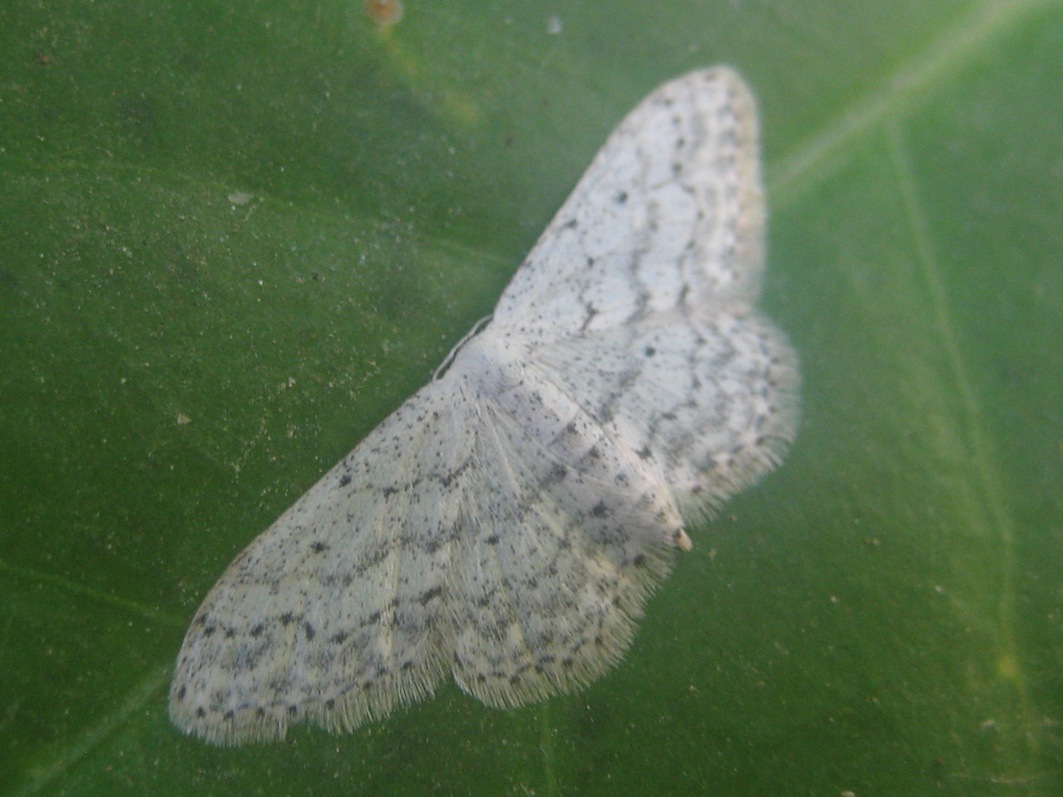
2;0;1061;794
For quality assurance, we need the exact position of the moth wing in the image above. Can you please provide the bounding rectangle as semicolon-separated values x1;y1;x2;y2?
531;310;799;518
169;379;475;744
493;67;765;339
441;341;687;707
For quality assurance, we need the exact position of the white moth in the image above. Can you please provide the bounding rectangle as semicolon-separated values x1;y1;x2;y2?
170;67;800;745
